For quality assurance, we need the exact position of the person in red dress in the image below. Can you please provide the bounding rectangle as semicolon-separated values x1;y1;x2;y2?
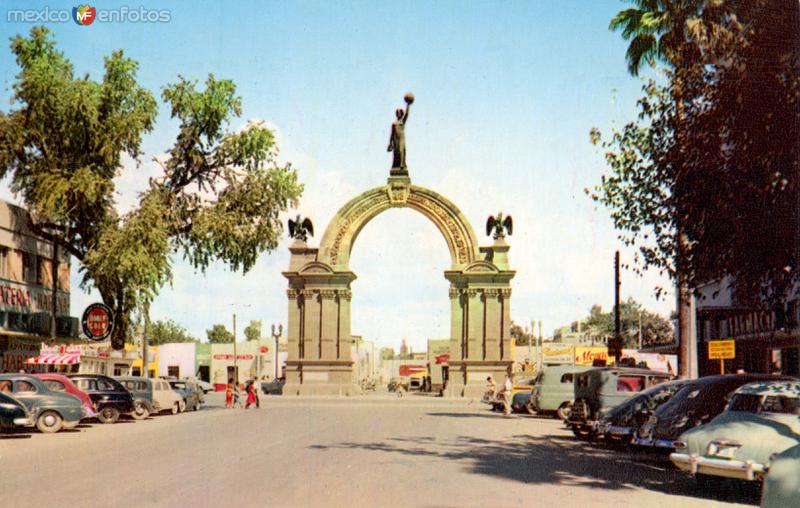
245;378;258;409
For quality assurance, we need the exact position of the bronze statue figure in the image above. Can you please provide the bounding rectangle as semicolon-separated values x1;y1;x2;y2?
486;213;513;239
388;93;414;173
288;215;314;242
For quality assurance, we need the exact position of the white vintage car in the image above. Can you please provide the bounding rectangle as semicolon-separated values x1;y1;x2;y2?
151;378;185;414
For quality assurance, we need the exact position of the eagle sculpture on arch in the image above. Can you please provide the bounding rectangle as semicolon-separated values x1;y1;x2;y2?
486;213;513;240
288;215;314;242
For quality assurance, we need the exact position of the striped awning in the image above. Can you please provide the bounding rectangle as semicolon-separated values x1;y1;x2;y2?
25;354;80;365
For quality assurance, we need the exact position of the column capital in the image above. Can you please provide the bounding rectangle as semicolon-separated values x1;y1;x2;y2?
319;290;338;299
338;289;352;301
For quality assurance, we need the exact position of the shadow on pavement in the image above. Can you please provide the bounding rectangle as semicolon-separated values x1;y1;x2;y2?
309;429;760;506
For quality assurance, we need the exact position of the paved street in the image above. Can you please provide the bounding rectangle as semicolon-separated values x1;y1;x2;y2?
1;392;759;508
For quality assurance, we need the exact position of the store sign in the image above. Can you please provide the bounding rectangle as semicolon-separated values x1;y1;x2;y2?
213;354;254;360
708;340;735;360
81;303;114;341
0;280;70;314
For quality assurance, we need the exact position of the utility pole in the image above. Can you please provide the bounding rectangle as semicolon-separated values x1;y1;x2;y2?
527;322;533;370
638;310;643;351
537;320;543;372
271;324;282;380
233;313;237;384
50;238;58;343
612;251;622;365
143;303;150;378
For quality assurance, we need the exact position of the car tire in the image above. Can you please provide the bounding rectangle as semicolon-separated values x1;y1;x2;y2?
97;407;120;424
36;410;63;433
525;400;537;415
171;402;180;415
572;425;597;441
131;401;150;420
556;403;572;421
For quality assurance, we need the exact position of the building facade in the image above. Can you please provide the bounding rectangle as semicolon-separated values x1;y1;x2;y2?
695;279;800;377
0;201;78;373
158;343;196;379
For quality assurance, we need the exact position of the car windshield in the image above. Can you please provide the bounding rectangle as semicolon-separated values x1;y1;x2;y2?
728;393;762;413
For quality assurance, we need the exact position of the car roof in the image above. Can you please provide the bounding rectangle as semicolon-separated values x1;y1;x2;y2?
735;380;800;397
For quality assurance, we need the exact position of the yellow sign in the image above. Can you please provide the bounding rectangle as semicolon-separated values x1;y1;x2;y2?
708;340;735;360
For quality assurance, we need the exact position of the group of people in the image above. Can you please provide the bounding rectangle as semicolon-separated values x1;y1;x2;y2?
485;373;514;416
225;377;261;409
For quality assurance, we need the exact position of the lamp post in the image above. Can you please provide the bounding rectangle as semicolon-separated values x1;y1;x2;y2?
271;324;282;380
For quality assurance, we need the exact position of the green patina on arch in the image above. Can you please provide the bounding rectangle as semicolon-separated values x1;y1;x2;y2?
317;182;480;270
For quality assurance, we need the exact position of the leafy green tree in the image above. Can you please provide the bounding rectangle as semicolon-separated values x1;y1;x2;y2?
0;28;303;348
584;299;674;349
147;319;197;345
510;321;533;346
206;324;234;344
244;320;262;341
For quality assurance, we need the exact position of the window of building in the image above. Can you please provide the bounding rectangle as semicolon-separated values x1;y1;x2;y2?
21;251;37;284
0;247;9;279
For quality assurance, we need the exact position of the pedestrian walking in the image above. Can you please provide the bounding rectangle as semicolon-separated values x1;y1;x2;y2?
502;373;513;416
225;378;234;408
245;379;258;409
233;382;243;408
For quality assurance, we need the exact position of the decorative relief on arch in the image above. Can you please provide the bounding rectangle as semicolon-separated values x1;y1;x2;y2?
319;183;480;269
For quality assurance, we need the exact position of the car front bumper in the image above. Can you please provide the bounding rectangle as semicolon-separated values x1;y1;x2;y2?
670;452;766;481
13;416;34;427
601;423;633;439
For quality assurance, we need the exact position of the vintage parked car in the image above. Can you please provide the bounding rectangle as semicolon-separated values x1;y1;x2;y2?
761;443;800;508
0;391;34;432
508;377;537;413
528;365;595;419
634;374;796;452
115;376;158;420
169;380;201;411
183;377;213;394
151;378;185;414
262;377;286;395
0;374;84;433
599;379;692;446
568;367;674;439
34;373;96;419
68;374;135;424
670;380;800;481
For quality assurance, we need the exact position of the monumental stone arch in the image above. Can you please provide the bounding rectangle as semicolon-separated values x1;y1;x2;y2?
283;172;515;397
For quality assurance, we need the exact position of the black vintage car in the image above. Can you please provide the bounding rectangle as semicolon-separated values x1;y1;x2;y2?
633;373;797;452
261;377;285;395
598;379;692;446
68;374;135;424
0;391;33;432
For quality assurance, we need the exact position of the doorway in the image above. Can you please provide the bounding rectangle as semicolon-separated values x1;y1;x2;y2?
168;365;180;378
198;365;210;382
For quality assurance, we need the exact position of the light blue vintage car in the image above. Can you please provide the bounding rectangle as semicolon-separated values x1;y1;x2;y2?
761;443;800;507
670;380;800;482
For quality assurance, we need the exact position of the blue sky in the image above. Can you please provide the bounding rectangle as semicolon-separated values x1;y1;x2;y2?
0;1;672;351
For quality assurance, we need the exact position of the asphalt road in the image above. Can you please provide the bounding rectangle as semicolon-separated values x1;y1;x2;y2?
1;392;759;508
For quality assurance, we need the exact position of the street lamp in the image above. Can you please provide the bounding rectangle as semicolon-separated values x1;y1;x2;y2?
228;303;252;385
271;323;282;380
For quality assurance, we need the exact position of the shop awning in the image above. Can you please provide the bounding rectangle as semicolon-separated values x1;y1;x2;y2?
25;354;80;365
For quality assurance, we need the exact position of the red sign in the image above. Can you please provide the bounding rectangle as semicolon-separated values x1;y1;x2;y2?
81;303;114;341
213;354;254;360
399;365;426;376
435;354;450;364
260;346;269;353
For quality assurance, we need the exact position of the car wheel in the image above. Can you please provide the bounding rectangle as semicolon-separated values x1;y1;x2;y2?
525;400;537;415
36;410;63;433
171;402;180;415
556;403;572;421
97;407;120;424
572;425;597;441
131;401;150;420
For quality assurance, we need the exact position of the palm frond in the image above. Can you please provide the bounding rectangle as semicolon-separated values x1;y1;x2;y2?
626;33;658;76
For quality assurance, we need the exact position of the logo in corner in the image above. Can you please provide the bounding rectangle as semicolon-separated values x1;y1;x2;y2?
72;5;96;26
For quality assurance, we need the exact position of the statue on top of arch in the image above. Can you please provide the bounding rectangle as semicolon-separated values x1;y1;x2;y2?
288;215;314;242
486;213;513;240
388;93;414;175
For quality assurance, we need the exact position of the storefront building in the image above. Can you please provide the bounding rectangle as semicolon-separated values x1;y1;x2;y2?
210;342;272;390
695;279;800;377
26;342;135;376
196;343;211;383
125;343;158;378
159;343;196;379
0;201;79;373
